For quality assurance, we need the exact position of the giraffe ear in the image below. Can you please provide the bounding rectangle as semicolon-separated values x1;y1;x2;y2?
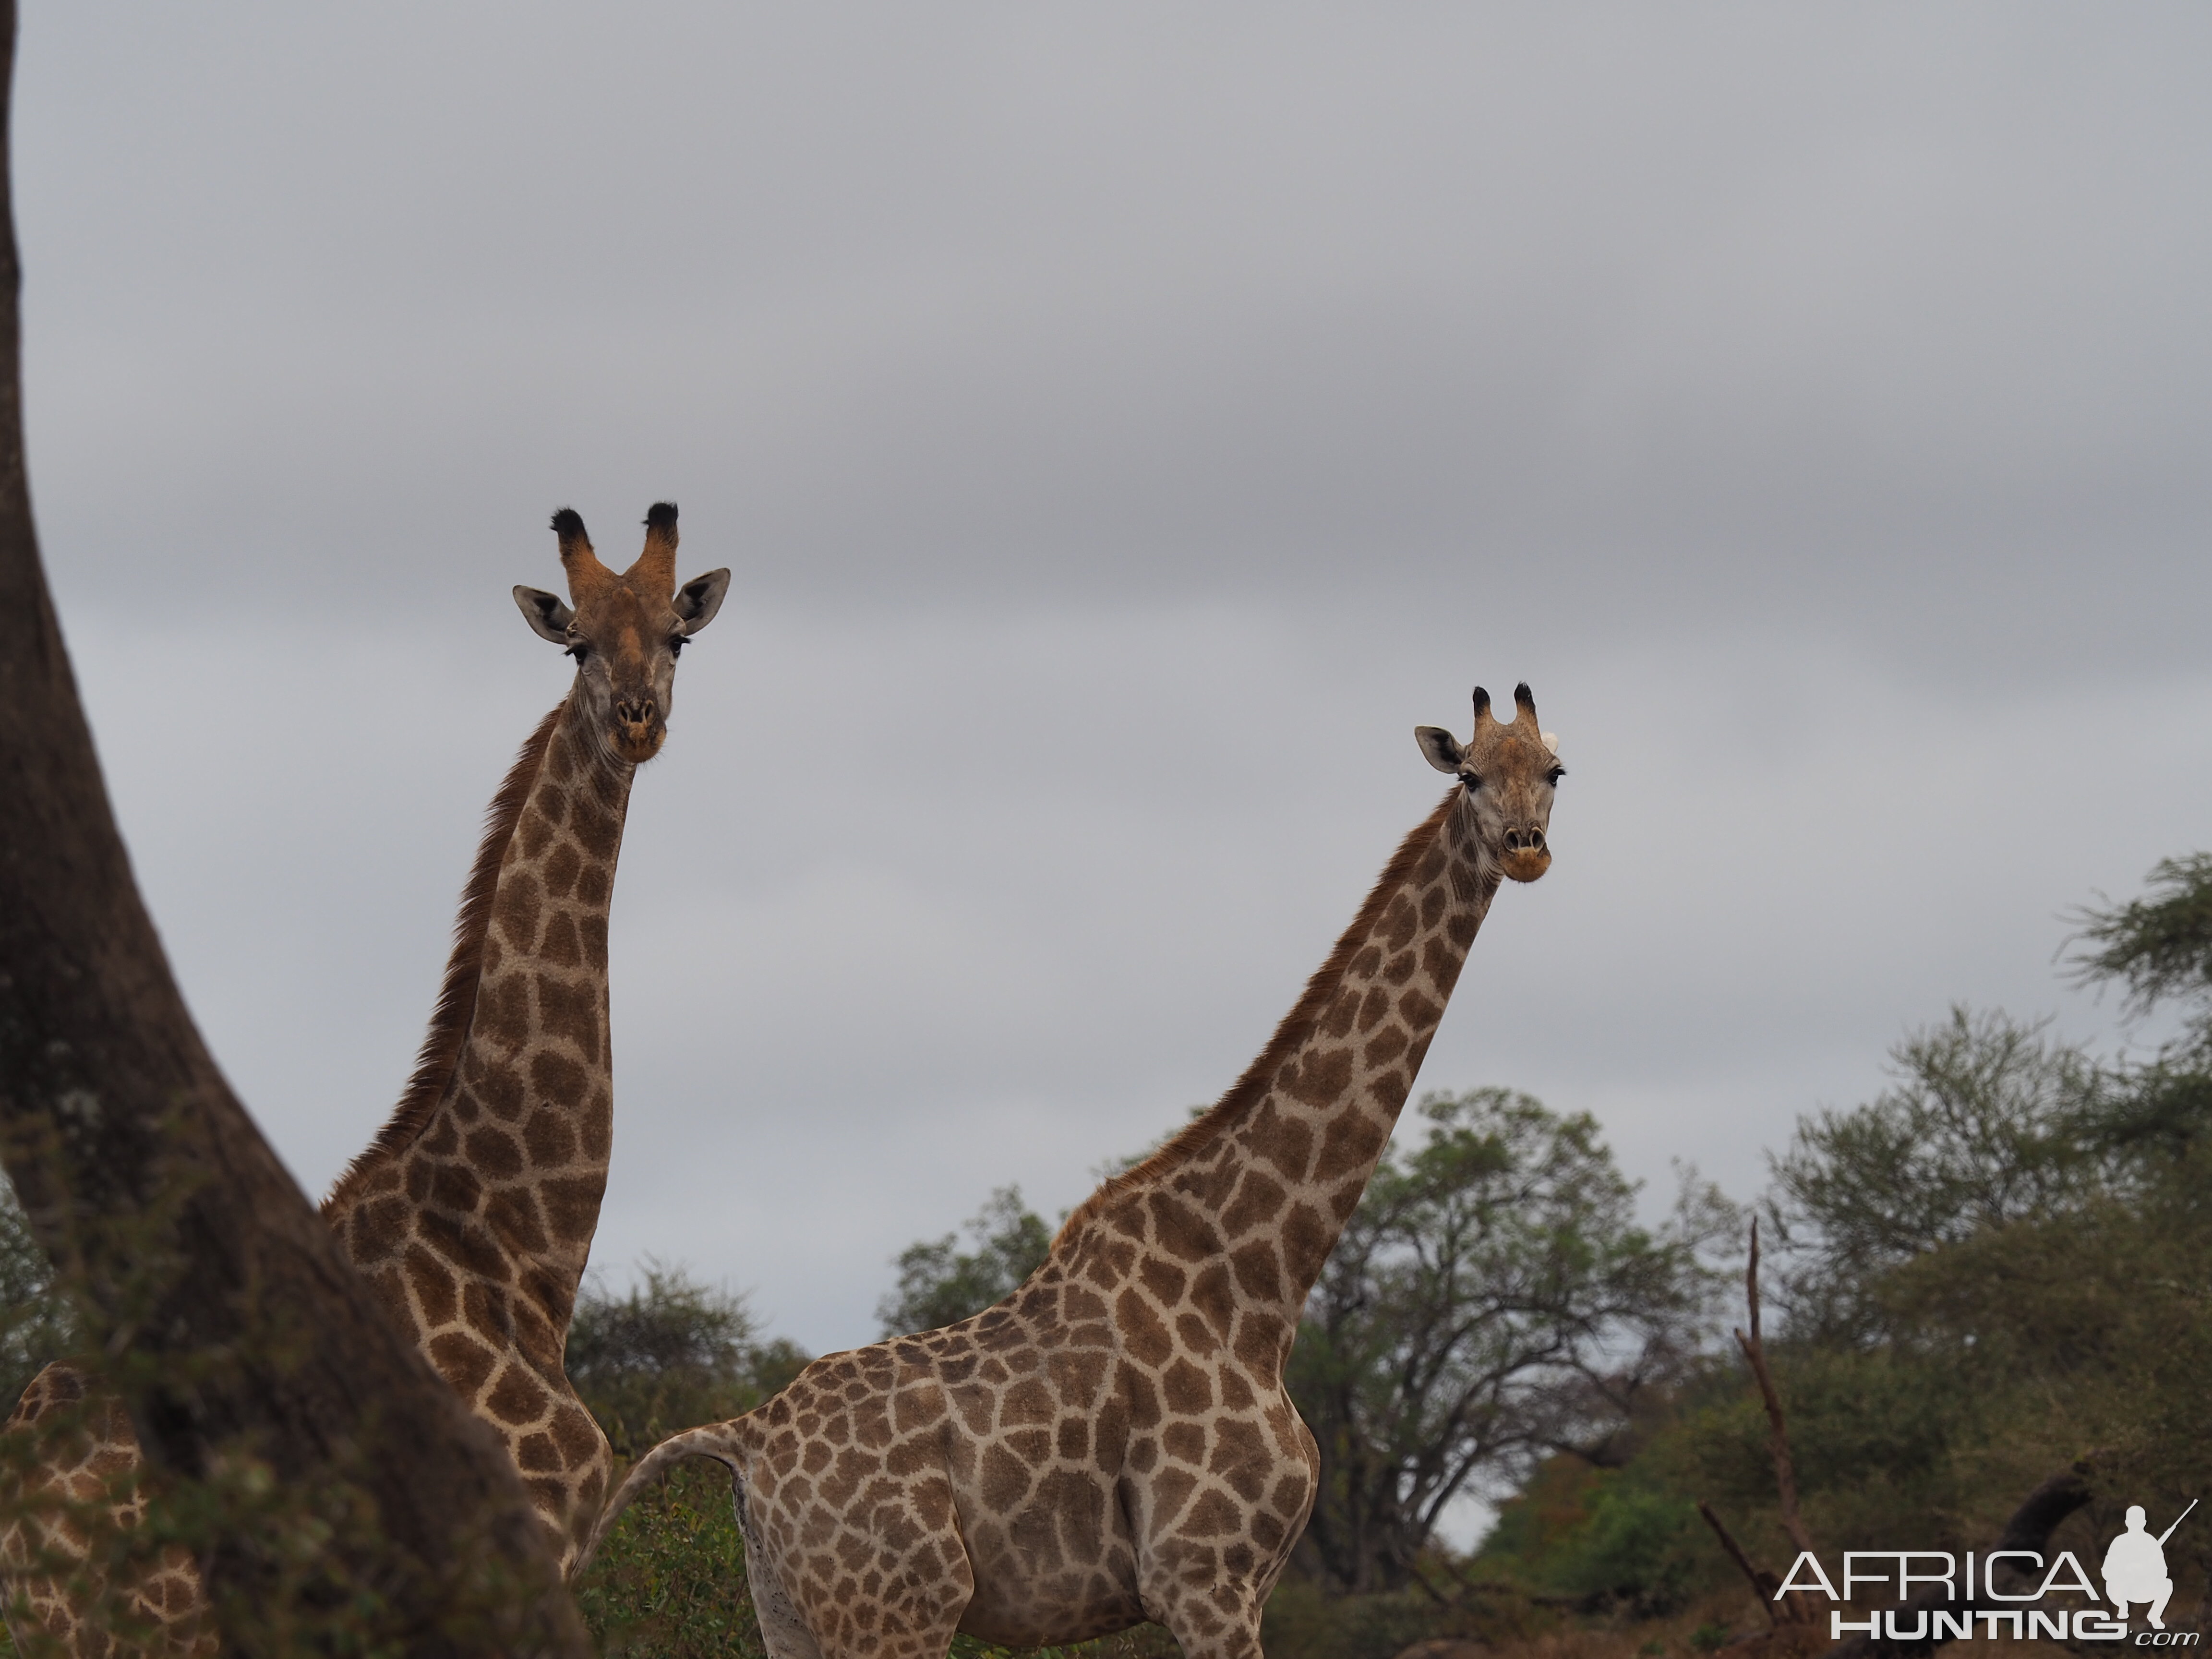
1415;726;1466;773
514;586;574;645
674;568;732;634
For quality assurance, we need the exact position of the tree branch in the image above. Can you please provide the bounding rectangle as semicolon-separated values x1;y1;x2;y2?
1699;1502;1786;1623
1734;1218;1818;1561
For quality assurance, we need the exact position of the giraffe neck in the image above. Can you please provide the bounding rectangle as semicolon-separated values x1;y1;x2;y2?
1058;790;1497;1365
325;686;635;1330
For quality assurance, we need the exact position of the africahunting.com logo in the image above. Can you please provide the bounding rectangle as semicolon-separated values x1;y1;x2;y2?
1775;1502;2199;1645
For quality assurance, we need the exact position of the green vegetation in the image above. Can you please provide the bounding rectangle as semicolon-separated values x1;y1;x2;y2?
0;1186;74;1416
877;1184;1054;1338
1473;855;2212;1646
567;1261;808;1460
1289;1089;1732;1596
567;1263;802;1653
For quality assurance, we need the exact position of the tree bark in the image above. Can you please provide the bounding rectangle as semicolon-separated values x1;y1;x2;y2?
0;5;588;1651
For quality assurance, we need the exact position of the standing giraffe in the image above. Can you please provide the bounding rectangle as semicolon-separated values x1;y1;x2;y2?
0;504;730;1652
583;683;1564;1659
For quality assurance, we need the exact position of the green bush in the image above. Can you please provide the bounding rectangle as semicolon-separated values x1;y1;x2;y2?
568;1261;808;1459
575;1458;762;1658
0;1179;76;1412
878;1186;1052;1339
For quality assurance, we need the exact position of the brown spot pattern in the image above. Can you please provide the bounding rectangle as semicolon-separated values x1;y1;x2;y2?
308;686;650;1580
588;727;1556;1659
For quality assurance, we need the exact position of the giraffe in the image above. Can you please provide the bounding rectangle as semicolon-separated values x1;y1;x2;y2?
581;682;1564;1659
0;1367;207;1656
0;503;731;1652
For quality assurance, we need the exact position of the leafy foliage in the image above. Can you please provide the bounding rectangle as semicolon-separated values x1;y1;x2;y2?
0;1180;75;1412
1763;1006;2109;1340
567;1259;807;1458
1467;851;2212;1635
1478;1452;1711;1615
577;1460;764;1659
568;1263;808;1654
877;1185;1052;1338
1289;1089;1736;1595
2068;852;2212;1024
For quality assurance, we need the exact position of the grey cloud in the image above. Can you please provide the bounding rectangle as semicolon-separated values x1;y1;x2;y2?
20;6;2212;1350
19;6;2212;677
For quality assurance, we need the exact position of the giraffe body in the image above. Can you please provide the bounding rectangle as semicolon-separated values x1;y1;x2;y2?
0;1369;207;1657
0;505;729;1647
589;684;1564;1659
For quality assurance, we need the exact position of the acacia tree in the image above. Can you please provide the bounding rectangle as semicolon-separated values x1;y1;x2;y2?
0;7;584;1646
2067;854;2212;1161
1288;1089;1731;1596
1763;1006;2109;1341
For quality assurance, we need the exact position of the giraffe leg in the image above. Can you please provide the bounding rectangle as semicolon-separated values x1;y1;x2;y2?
733;1485;823;1659
1139;1539;1269;1659
1155;1591;1266;1659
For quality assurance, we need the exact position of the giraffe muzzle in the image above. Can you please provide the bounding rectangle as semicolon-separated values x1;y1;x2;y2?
613;698;663;761
1500;826;1551;883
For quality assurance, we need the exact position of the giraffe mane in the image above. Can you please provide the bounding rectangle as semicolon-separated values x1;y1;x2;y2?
1052;790;1458;1252
323;700;565;1215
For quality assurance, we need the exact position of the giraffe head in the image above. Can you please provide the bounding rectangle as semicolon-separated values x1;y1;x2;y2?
1415;681;1563;883
513;502;731;764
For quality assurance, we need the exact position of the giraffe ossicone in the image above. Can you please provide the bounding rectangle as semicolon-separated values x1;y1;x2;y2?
1;503;730;1653
583;680;1563;1659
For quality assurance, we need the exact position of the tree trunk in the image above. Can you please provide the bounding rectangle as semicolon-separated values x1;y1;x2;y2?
0;5;588;1650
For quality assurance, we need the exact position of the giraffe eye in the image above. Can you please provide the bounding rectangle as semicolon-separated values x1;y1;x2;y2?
1461;772;1481;790
567;639;590;663
1547;766;1565;785
668;635;686;657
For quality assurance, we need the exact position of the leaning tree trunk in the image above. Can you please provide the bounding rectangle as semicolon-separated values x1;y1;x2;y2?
0;5;587;1652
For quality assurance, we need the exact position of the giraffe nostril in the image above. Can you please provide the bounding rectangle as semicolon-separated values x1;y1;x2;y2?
1527;829;1544;851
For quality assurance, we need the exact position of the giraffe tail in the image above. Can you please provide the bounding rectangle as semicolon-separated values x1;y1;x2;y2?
576;1420;750;1576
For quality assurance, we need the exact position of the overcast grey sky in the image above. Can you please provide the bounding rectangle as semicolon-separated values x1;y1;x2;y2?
15;5;2212;1358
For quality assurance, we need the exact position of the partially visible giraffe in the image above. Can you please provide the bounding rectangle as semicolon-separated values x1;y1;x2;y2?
322;500;730;1563
0;1369;205;1656
583;683;1565;1659
0;504;730;1652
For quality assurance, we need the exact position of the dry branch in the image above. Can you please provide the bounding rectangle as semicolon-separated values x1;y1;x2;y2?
1703;1220;1823;1628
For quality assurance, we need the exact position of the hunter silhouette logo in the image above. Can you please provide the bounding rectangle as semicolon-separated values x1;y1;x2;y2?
1773;1499;2202;1644
2107;1502;2196;1631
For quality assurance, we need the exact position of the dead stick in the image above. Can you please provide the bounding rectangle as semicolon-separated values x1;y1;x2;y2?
1734;1217;1818;1561
1699;1501;1783;1627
